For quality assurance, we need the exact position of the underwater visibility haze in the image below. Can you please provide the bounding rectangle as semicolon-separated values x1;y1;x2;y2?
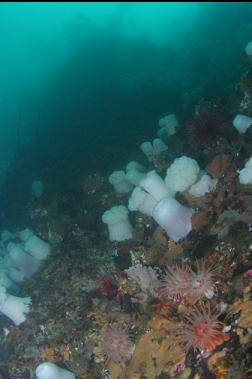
1;2;252;378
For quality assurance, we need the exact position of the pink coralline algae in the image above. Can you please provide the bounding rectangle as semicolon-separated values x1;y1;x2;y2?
175;362;186;374
244;268;252;277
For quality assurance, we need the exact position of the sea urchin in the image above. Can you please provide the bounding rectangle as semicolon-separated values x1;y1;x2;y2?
186;105;229;149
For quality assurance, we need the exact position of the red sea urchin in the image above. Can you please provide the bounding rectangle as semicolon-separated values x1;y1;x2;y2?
159;260;217;304
186;105;229;149
100;276;118;299
178;304;229;354
100;327;135;368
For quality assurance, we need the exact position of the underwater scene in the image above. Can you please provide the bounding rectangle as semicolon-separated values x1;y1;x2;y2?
1;2;252;378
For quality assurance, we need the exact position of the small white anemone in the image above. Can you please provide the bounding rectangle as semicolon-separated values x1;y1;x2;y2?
128;187;157;216
1;255;11;269
158;113;179;136
165;156;200;194
8;267;25;284
0;255;25;283
32;180;44;198
1;230;15;241
245;41;252;59
18;228;34;241
126;161;145;173
0;230;15;248
244;157;252;168
152;138;168;155
189;174;217;197
125;169;146;186
152;197;192;242
0;270;18;291
157;126;169;140
23;234;51;261
7;243;40;278
108;170;133;193
102;205;133;242
233;114;252;134
140;170;172;201
238;156;252;184
125;161;146;186
140;141;154;161
0;285;31;325
36;362;75;379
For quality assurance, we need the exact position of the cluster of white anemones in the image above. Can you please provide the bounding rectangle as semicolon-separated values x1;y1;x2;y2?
0;228;50;325
103;40;252;243
0;231;70;378
104;158;217;242
102;114;217;243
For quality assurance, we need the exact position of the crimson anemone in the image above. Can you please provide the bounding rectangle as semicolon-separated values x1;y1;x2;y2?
159;260;217;304
178;304;229;353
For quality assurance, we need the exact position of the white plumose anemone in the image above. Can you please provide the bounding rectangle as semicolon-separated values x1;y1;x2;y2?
158;113;179;136
152;197;193;242
128;187;157;216
32;180;44;198
140;171;172;201
157;126;169;139
233;114;252;134
126;169;146;186
140;139;168;161
102;205;133;242
238;156;252;184
0;230;15;247
189;174;217;197
0;229;51;290
35;362;75;379
109;170;133;193
140;141;154;161
7;243;40;278
8;267;25;284
125;161;146;186
245;41;252;60
0;285;31;325
0;271;17;291
18;228;34;241
152;138;168;155
23;234;51;261
126;161;145;173
165;156;200;194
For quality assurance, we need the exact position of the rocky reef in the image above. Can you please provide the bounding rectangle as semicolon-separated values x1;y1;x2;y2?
1;40;252;379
